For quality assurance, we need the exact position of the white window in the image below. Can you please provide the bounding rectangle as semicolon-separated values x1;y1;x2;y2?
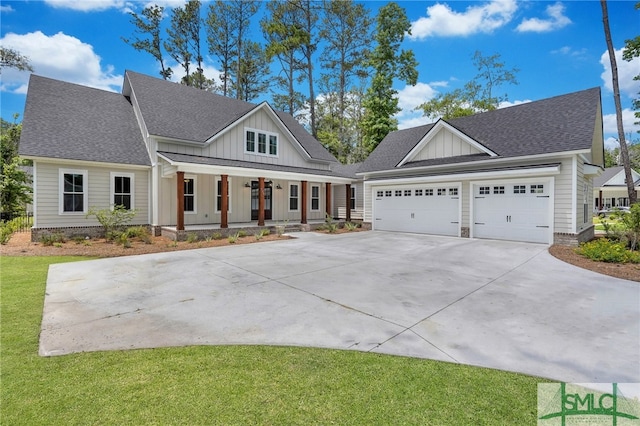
395;190;402;197
437;188;446;196
514;185;526;194
245;127;278;157
449;188;458;196
350;186;356;209
530;184;544;194
479;186;490;195
215;177;231;213
385;190;392;197
289;184;299;211
376;190;384;197
425;189;434;196
111;172;134;210
493;186;505;194
404;189;411;196
183;176;196;213
415;189;423;196
59;169;88;214
311;185;320;210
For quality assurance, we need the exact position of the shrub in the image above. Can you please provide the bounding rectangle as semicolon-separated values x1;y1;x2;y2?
40;233;66;247
212;232;223;240
321;214;338;233
255;229;269;241
186;232;199;244
86;205;136;238
344;222;359;231
237;230;248;238
228;232;239;244
126;226;152;244
576;238;640;264
0;216;33;244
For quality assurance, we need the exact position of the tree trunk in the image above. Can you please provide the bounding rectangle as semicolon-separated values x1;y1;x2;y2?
601;0;637;204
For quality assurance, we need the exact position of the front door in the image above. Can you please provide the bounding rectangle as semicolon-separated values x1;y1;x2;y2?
251;181;272;220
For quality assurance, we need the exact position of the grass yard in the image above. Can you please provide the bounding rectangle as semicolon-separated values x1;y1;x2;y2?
1;256;549;425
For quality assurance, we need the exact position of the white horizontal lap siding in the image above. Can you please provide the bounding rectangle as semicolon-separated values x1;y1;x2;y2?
553;157;575;234
34;162;149;228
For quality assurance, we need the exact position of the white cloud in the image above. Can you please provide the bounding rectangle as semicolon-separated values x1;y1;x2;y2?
603;109;640;141
551;46;587;58
0;31;122;94
0;4;15;12
516;2;571;33
498;99;531;109
409;0;517;40
44;0;130;12
600;48;640;99
395;82;442;129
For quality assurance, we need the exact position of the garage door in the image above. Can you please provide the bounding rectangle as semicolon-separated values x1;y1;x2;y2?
374;185;460;236
473;181;551;244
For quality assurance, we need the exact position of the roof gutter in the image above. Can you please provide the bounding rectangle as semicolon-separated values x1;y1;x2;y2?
357;149;590;179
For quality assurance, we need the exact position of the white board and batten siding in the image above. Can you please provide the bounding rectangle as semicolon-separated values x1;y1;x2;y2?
33;161;150;228
412;128;483;161
157;108;331;172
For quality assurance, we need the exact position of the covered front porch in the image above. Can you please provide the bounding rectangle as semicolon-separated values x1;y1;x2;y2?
155;152;356;238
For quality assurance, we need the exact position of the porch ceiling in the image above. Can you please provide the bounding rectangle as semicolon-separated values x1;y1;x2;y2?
157;152;354;184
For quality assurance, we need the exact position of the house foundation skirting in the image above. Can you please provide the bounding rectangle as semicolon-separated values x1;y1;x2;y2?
161;222;332;241
553;226;595;246
30;225;152;242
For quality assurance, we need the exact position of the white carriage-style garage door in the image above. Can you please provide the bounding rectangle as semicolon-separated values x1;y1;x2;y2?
373;184;460;236
473;181;551;244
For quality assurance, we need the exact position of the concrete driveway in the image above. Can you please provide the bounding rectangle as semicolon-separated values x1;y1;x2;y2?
41;231;639;383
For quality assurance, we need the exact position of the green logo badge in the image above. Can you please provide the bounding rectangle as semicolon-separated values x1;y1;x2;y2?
538;383;640;425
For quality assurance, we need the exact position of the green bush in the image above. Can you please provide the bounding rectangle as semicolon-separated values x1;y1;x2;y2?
237;230;248;238
0;216;33;244
40;233;66;247
602;204;640;250
321;214;338;233
186;232;199;243
228;232;239;244
211;232;223;240
576;238;640;264
344;222;359;231
86;205;136;238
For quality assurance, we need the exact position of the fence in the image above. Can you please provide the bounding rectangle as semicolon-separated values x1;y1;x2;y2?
0;212;33;232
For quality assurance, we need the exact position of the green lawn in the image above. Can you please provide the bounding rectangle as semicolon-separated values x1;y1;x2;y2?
1;256;549;425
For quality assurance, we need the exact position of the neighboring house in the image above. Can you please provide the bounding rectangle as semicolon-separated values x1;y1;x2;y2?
358;87;605;245
19;72;359;241
20;71;604;246
593;166;640;210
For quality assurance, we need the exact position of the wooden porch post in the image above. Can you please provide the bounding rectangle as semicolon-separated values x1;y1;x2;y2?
325;182;332;219
221;174;228;229
177;171;185;231
301;180;307;224
599;190;603;210
345;183;351;222
258;177;265;226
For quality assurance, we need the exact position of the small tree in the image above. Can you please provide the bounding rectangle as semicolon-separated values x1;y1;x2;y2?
86;205;136;239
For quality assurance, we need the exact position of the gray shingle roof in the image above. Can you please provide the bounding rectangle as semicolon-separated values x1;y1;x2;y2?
593;166;640;187
19;75;151;166
360;87;601;173
124;71;336;163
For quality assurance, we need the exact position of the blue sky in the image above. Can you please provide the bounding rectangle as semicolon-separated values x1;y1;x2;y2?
1;0;639;149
